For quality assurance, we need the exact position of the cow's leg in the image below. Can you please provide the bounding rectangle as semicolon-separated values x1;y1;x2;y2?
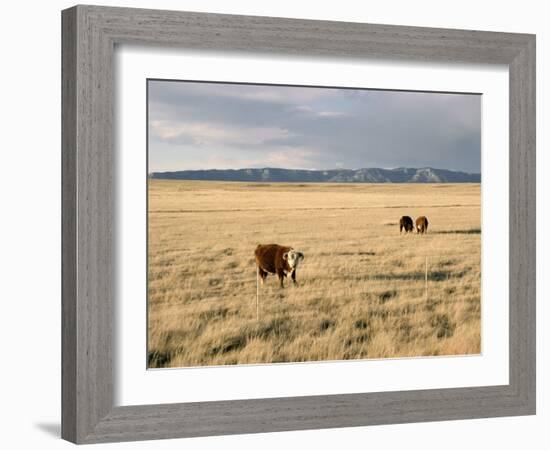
291;269;297;285
258;267;268;284
277;270;285;288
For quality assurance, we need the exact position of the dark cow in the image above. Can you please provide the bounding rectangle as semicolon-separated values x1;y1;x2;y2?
255;244;304;288
399;216;414;233
416;216;429;234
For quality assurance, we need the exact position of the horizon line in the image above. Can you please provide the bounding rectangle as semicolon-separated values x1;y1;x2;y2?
148;166;481;175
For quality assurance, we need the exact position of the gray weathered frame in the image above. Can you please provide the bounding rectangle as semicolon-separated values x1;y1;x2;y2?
61;5;536;444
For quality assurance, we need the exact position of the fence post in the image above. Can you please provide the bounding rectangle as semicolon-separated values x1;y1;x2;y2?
256;267;259;321
425;256;428;302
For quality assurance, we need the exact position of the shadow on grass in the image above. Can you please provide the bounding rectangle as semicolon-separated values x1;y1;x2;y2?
319;251;376;256
370;269;468;282
433;228;481;235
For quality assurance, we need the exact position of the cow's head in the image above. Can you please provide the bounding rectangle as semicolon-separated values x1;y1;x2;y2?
283;249;304;269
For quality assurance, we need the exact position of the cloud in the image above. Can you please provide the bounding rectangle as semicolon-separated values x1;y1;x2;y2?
150;120;293;147
317;111;349;117
148;80;480;173
150;81;336;107
291;105;350;118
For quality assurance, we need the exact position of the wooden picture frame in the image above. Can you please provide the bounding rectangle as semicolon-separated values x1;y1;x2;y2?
61;5;536;444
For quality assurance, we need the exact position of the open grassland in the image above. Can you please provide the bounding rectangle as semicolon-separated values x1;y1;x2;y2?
148;180;481;368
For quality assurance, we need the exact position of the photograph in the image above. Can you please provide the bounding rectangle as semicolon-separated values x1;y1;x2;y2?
146;79;482;369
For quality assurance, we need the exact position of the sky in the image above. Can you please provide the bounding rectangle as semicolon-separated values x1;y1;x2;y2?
148;80;481;173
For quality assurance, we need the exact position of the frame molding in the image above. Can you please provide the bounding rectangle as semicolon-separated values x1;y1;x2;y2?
61;5;536;444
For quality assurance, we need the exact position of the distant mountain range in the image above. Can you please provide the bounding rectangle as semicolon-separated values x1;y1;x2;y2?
149;167;481;183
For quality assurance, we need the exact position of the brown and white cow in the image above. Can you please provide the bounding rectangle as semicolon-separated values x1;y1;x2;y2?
255;244;304;288
416;216;429;234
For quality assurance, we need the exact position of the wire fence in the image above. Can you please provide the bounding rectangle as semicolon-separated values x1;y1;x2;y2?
155;254;477;322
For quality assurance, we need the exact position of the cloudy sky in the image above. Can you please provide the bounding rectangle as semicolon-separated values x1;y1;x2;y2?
148;80;481;173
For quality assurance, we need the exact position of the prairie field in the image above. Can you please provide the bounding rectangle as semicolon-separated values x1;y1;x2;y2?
147;180;481;368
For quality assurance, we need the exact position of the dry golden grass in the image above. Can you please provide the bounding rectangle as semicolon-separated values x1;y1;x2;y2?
147;180;481;368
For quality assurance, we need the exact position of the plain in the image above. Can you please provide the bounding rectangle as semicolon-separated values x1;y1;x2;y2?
147;180;481;368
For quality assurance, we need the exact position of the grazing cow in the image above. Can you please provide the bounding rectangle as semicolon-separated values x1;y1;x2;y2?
399;216;414;233
255;244;304;288
416;216;429;234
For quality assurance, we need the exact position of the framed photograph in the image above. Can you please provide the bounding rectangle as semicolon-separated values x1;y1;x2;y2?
61;5;536;444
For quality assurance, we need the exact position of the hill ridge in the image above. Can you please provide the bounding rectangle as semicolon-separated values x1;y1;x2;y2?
149;167;480;183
